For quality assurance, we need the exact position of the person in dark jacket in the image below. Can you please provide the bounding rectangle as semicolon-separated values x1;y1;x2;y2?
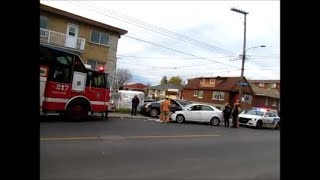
222;103;232;127
131;95;140;116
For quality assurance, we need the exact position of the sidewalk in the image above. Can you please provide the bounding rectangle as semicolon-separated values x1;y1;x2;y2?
108;112;153;119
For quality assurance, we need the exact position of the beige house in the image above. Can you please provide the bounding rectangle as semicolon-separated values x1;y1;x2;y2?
40;4;127;86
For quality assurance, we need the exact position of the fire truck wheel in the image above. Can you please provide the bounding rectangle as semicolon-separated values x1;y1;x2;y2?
66;99;90;121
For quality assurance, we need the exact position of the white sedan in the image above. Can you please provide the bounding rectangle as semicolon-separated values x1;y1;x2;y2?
238;108;280;129
170;104;223;126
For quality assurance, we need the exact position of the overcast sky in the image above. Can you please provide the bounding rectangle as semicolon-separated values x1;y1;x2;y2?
41;0;280;86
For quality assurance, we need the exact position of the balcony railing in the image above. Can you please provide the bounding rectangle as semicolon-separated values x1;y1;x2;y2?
40;28;85;51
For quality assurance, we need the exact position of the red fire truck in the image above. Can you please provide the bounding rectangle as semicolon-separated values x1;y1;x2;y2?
40;44;110;120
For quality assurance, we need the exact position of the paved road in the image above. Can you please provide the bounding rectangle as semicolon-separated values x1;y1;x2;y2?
40;116;280;180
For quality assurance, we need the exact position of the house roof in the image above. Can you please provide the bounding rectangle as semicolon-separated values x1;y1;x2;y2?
251;86;280;99
184;76;253;94
248;80;280;84
40;4;128;35
124;83;148;89
149;83;183;91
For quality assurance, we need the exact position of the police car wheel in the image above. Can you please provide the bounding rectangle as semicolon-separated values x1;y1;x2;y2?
256;120;263;129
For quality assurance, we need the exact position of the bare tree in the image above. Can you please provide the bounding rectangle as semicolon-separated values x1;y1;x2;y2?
160;76;168;84
114;68;132;91
146;82;152;87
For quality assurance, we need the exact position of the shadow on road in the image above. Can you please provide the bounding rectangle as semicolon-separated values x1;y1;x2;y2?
40;115;107;123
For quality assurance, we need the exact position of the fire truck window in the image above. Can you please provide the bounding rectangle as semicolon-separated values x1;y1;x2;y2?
50;56;72;83
91;74;105;88
74;56;86;72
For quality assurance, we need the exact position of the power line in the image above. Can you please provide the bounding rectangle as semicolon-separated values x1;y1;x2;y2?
124;35;239;68
118;55;236;59
69;0;235;56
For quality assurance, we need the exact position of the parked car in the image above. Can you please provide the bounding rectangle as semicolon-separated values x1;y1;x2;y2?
144;98;157;103
238;108;280;129
140;99;192;117
170;103;223;126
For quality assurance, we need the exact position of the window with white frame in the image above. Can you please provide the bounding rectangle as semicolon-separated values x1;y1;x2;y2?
212;91;224;101
200;79;205;84
270;83;277;89
198;91;203;98
209;79;215;84
90;30;110;46
259;83;265;87
193;90;198;97
243;94;252;104
40;15;48;29
265;97;269;105
87;60;105;70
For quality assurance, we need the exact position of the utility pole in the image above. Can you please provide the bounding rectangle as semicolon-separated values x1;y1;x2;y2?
231;7;248;102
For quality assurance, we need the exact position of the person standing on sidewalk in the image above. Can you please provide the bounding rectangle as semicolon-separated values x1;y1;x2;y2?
232;100;240;128
223;103;232;127
131;95;140;116
160;96;171;123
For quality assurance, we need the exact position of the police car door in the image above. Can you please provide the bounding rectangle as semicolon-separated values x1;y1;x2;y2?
270;112;280;126
263;112;273;124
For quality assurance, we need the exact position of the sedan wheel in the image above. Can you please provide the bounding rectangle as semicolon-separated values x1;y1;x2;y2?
210;117;220;126
176;115;185;123
149;109;158;117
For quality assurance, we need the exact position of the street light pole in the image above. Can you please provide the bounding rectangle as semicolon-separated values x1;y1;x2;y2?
231;7;249;102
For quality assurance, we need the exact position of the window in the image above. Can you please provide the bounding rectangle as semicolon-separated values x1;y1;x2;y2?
190;105;201;111
92;73;106;88
193;91;198;97
259;83;264;87
270;83;277;89
50;55;73;83
200;79;205;84
90;30;109;46
40;15;48;29
209;79;215;84
201;105;213;111
243;94;252;104
68;27;76;36
270;113;277;117
212;91;224;101
198;91;203;98
264;112;271;117
87;60;105;70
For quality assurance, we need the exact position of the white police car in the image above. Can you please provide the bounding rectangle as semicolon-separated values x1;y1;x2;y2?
238;108;280;129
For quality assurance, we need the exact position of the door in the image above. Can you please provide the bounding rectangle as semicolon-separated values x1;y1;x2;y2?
199;105;215;123
263;112;273;124
65;24;79;49
186;105;201;121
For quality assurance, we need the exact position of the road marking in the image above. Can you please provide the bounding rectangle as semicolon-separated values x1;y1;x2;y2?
40;134;221;141
40;137;99;141
126;134;221;139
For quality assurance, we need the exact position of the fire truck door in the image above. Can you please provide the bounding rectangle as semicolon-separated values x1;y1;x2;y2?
72;71;87;92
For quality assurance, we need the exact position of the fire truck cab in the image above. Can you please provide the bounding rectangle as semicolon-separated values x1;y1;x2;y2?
40;44;110;120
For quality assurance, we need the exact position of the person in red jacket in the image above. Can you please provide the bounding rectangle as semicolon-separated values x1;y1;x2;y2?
160;96;171;123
